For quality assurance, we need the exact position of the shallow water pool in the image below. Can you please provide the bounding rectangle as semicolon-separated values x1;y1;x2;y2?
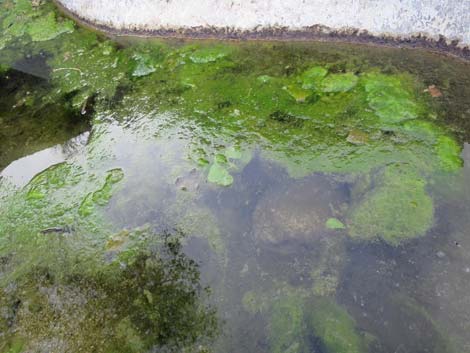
1;2;470;353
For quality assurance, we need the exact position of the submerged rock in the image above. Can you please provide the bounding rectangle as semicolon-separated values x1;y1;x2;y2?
253;175;348;246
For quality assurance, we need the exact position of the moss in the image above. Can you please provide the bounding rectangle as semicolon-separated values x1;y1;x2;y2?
305;297;367;353
348;164;434;245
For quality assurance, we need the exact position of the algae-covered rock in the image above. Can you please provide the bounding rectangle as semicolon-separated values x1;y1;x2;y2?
253;176;348;246
348;164;434;245
48;34;131;109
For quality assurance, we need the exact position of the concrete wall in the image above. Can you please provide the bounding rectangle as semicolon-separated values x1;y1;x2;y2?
57;0;470;46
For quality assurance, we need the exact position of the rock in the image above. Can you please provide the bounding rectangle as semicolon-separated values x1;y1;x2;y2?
426;85;443;98
253;175;347;246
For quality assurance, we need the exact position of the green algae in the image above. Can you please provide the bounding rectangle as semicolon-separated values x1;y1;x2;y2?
248;287;368;353
1;3;470;351
305;297;367;353
364;73;422;124
300;66;328;89
269;293;307;353
325;218;346;230
188;46;231;64
47;35;131;109
436;135;463;172
321;72;358;93
348;164;434;245
0;0;74;50
26;12;74;42
79;168;125;217
207;163;233;186
390;294;458;353
0;69;90;170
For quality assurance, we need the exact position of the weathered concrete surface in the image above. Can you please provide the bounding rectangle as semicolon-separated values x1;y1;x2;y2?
57;0;470;46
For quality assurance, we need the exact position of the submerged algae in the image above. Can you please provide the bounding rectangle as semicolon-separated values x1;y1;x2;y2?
348;164;434;245
243;287;368;353
305;297;368;353
0;231;218;353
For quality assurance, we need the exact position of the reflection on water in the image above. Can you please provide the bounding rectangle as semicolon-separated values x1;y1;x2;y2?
1;2;470;352
1;132;89;187
0;70;90;171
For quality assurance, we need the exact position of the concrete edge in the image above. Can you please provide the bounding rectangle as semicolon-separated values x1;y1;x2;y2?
53;0;470;62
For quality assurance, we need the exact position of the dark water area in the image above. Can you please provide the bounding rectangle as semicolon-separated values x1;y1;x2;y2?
1;2;470;353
